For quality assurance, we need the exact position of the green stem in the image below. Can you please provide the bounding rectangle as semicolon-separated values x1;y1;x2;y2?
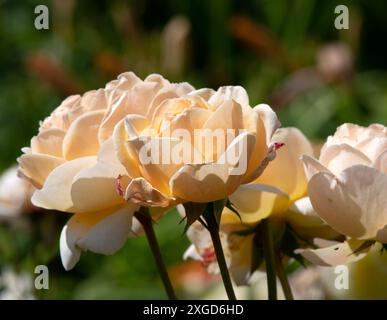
134;208;177;300
205;205;237;300
262;219;277;300
275;251;294;300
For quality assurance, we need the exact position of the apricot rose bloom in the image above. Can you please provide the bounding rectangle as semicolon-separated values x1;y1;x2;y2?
17;72;194;270
298;123;387;266
183;128;334;285
114;86;280;206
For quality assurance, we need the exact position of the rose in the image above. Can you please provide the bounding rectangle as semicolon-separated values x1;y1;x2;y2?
17;72;194;269
228;127;313;222
297;123;387;266
114;86;280;206
0;166;34;219
183;127;337;285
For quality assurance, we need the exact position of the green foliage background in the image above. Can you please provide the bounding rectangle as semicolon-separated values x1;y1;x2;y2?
0;0;386;299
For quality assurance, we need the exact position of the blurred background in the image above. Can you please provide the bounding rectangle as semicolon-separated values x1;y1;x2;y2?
1;0;387;299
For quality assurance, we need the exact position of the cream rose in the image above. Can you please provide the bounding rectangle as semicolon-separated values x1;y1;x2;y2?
114;86;280;206
17;72;194;270
298;123;387;266
0;166;34;219
183;128;338;285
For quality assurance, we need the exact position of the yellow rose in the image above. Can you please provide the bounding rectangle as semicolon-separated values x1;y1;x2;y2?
114;86;280;205
228;127;314;224
17;72;194;270
183;128;336;285
298;123;387;266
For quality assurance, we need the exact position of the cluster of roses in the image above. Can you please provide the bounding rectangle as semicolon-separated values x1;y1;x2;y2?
17;72;387;299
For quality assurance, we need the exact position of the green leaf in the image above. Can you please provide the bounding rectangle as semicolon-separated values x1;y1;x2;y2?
182;202;207;233
280;225;306;267
352;240;375;255
225;199;242;221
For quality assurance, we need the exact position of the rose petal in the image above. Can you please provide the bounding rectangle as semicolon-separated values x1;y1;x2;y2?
187;88;216;102
319;143;371;176
253;104;281;145
113;118;142;178
183;244;202;261
62;110;105;160
301;155;329;180
17;154;65;188
145;82;194;119
60;204;138;270
31;128;66;157
296;239;371;266
70;139;127;213
151;97;208;133
229;183;289;223
208;86;249;109
124;177;174;207
356;137;387;162
31;156;96;212
308;165;387;239
105;71;141;91
160;107;212;140
170;132;256;203
254;127;313;201
243;104;280;182
374;150;387;174
126;135;200;194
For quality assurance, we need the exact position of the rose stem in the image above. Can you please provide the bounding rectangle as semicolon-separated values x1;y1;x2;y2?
262;218;277;300
134;207;177;300
205;204;237;300
275;251;294;300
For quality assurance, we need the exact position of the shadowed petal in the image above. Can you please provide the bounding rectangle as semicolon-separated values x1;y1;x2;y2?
60;204;138;270
308;165;387;239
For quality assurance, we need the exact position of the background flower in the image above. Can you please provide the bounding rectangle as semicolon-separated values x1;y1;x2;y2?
298;123;387;266
0;165;34;220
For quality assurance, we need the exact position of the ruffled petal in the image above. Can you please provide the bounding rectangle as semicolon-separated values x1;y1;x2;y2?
170;132;255;203
319;143;371;176
62;110;105;160
31;128;65;157
17;154;65;188
124;177;174;207
31;156;96;212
